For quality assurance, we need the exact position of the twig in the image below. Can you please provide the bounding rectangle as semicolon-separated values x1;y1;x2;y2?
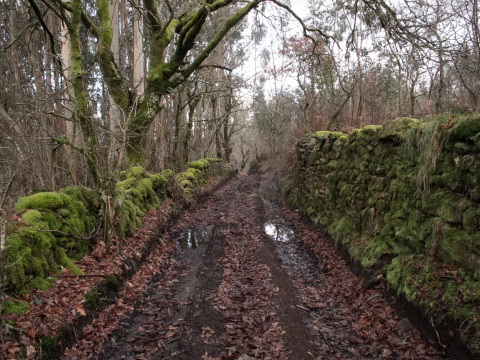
99;298;116;302
431;316;446;349
37;228;99;241
317;327;335;352
167;336;182;344
296;304;310;311
71;323;79;343
30;207;101;240
375;186;389;202
50;273;113;278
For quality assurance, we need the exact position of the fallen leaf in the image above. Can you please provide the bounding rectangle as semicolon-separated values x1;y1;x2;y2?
26;345;36;357
75;302;86;316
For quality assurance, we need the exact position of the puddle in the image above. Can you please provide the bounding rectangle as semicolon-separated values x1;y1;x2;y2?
259;187;278;201
264;222;295;242
175;225;214;250
264;222;314;276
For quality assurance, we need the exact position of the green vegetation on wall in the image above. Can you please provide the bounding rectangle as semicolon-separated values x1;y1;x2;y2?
3;158;233;294
281;115;480;349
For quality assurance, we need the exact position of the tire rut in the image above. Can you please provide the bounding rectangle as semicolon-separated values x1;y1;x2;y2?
97;173;446;360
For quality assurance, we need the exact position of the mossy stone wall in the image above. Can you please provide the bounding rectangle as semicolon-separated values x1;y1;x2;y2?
4;158;234;294
281;117;480;346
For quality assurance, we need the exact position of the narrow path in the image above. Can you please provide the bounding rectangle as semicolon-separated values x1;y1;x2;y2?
96;174;447;360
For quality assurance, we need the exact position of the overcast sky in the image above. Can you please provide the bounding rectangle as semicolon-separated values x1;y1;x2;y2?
235;0;311;103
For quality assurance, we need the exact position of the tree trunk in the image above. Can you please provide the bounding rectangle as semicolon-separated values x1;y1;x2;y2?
172;93;182;171
326;92;352;131
397;59;402;116
157;100;165;171
183;96;200;164
133;0;144;96
213;98;222;159
67;0;101;187
435;2;445;114
223;72;233;162
109;0;121;165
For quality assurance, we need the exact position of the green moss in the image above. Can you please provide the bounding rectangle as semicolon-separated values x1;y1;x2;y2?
379;117;417;139
422;191;467;223
117;177;136;189
26;277;53;291
183;188;193;198
15;192;64;211
360;125;381;136
448;117;480;142
40;335;58;357
189;160;206;170
84;291;100;310
329;131;344;139
126;166;145;179
55;247;84;275
176;172;196;189
22;210;43;225
327;160;337;171
56;208;71;218
348;129;360;142
329;217;356;242
463;208;479;234
3;300;30;317
316;131;329;139
105;275;118;289
181;180;193;188
454;142;473;154
362;236;391;267
161;169;173;177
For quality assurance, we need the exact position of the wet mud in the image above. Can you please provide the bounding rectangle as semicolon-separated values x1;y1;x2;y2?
94;174;454;360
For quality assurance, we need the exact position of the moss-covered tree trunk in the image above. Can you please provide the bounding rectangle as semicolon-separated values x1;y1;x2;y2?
60;0;262;167
104;0;261;166
66;0;101;187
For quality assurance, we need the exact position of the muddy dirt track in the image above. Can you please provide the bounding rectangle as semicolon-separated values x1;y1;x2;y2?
79;174;453;360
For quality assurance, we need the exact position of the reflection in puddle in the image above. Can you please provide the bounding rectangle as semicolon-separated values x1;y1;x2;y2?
175;225;214;250
259;187;277;201
264;222;295;242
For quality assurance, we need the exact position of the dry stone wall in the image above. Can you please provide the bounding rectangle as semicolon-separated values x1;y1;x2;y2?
4;158;235;294
281;116;480;349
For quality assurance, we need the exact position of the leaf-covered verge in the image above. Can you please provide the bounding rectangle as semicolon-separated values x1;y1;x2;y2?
281;114;480;356
0;159;235;359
